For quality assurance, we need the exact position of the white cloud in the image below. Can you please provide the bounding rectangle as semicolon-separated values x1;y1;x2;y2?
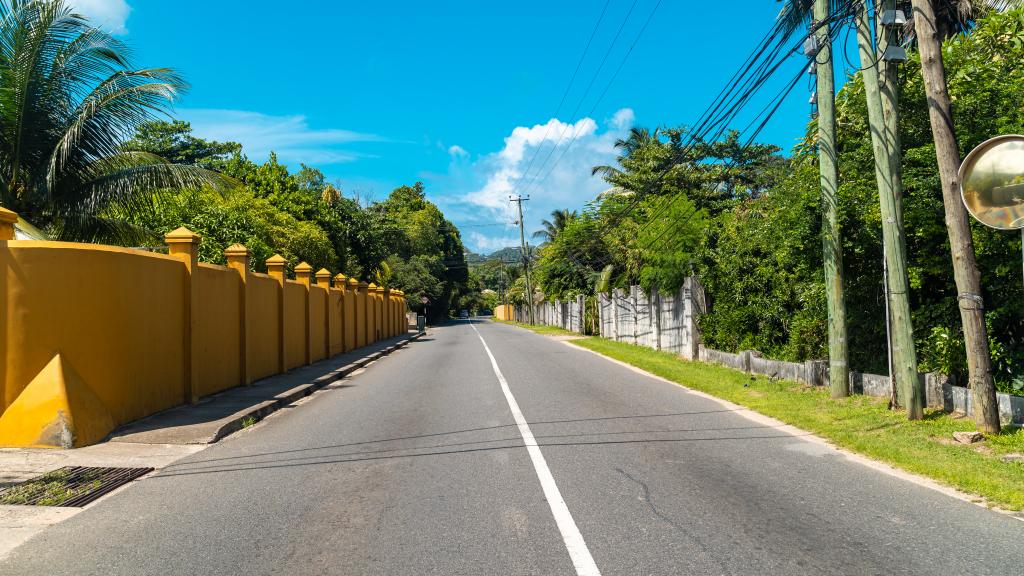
448;145;469;158
178;108;385;167
610;108;635;130
71;0;131;34
438;108;635;254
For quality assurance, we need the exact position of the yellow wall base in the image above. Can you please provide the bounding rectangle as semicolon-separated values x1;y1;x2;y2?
0;354;115;448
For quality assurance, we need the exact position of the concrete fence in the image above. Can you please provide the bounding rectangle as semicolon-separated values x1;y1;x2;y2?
596;279;703;359
590;275;1024;425
0;208;411;448
505;296;586;333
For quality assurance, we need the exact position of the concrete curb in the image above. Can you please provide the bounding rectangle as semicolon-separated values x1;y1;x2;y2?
208;332;424;443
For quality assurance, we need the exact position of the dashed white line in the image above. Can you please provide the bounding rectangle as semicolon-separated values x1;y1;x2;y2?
470;321;601;576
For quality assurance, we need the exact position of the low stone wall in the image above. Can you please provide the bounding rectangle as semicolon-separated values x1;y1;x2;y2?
699;344;1024;425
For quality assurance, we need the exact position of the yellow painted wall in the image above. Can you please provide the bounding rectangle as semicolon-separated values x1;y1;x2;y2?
343;288;356;351
309;285;327;363
355;288;367;348
0;230;422;448
247;274;280;382
195;264;242;397
494;304;513;321
284;281;306;370
329;289;344;356
1;242;186;424
378;291;385;338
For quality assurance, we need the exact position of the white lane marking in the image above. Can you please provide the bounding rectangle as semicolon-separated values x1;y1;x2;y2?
470;322;602;576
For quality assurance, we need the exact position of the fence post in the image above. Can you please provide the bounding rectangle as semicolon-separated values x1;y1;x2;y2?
316;268;332;359
0;207;16;240
166;227;201;404
266;254;288;373
224;244;250;385
652;287;662;350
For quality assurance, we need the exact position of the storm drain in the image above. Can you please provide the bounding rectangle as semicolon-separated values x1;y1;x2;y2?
0;466;153;507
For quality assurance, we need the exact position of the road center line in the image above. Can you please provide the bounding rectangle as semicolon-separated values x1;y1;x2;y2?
469;321;601;576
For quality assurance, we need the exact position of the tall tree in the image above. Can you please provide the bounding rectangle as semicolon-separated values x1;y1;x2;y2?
0;0;222;242
908;0;1002;432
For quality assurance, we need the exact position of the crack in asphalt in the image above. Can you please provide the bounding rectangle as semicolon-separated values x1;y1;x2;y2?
615;467;728;574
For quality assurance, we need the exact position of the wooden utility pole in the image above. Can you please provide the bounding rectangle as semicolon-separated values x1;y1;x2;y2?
909;0;1000;433
855;0;923;418
511;194;535;324
813;0;850;398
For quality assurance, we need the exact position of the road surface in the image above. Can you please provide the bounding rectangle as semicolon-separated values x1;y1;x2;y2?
2;320;1021;575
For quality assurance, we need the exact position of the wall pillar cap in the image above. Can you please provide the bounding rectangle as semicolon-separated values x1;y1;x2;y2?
265;254;288;266
224;243;250;257
357;280;369;288
347;277;359;287
315;268;332;279
165;226;200;245
294;261;313;274
0;206;17;224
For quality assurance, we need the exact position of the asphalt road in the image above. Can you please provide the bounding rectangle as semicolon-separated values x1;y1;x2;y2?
2;320;1022;575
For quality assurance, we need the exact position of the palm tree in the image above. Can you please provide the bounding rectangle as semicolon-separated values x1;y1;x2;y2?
591;127;662;183
532;208;576;243
0;0;223;243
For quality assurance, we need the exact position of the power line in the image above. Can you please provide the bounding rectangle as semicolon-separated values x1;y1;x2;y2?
522;0;665;199
512;0;641;199
543;7;852;274
508;0;613;201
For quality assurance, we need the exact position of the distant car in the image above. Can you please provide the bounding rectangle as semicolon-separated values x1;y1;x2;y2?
459;310;469;319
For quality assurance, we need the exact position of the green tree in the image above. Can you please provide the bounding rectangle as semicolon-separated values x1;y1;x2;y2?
0;1;222;242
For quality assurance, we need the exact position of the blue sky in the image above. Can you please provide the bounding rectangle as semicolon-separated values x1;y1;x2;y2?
76;1;818;254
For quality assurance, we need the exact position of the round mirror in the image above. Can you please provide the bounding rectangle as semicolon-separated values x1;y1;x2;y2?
959;134;1024;230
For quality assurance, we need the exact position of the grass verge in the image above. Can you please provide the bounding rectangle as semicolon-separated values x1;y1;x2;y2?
504;321;1024;510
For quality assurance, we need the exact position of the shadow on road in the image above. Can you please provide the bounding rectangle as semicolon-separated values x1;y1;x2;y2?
153;413;809;480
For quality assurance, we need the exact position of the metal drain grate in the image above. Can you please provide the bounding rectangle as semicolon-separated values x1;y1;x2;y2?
0;466;153;507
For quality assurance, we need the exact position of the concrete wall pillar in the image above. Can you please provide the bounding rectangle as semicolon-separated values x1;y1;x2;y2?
265;254;288;373
356;281;368;348
295;262;313;365
166;227;201;403
316;268;332;358
0;207;16;240
224;244;250;385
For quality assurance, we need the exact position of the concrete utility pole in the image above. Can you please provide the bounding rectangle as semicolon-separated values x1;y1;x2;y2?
511;194;535;324
855;0;922;418
812;0;850;398
909;0;999;433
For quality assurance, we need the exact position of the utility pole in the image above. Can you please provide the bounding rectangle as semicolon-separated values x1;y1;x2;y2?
511;194;535;324
855;0;922;418
812;0;850;398
909;0;999;433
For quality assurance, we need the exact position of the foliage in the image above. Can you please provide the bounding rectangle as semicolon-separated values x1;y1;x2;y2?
0;1;224;243
534;8;1024;389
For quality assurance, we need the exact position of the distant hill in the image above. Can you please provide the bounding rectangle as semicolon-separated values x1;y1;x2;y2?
464;250;488;265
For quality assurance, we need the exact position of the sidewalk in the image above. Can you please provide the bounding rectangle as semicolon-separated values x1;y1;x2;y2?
110;331;422;445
